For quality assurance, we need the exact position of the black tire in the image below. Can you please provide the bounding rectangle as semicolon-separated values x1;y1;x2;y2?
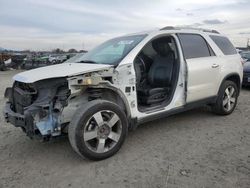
68;100;128;160
212;80;239;115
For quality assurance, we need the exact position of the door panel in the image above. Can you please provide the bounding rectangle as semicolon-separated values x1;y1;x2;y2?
186;57;220;102
178;33;221;103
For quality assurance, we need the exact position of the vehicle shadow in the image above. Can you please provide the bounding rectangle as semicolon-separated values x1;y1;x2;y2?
1;106;220;165
242;86;250;91
62;106;214;161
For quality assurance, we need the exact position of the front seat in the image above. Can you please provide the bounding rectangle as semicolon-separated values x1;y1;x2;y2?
138;38;175;105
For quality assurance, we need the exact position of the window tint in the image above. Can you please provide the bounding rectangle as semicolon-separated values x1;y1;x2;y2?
210;35;237;55
178;34;212;59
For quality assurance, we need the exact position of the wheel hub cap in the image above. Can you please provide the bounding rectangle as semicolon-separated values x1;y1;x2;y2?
98;124;110;139
83;110;122;154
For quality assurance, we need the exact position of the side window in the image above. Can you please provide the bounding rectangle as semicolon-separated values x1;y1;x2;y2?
210;35;237;55
178;34;213;59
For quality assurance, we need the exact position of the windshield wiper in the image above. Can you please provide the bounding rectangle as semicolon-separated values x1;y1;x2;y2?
77;60;97;64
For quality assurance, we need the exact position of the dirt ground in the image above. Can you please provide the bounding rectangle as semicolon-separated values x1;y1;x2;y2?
0;70;249;188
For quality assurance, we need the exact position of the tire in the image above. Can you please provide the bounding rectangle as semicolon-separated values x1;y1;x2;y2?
212;80;239;115
68;100;128;160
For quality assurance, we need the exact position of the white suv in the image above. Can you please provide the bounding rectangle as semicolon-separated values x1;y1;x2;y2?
3;27;243;160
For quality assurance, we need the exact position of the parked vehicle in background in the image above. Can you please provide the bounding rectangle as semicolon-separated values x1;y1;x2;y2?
240;51;250;86
49;54;68;64
0;55;7;71
10;54;27;69
241;51;250;61
0;60;6;71
48;55;57;63
58;55;68;62
0;52;79;71
3;27;243;160
23;54;74;70
0;53;26;71
22;56;50;70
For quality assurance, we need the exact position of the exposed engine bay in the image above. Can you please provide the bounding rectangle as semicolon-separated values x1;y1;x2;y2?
4;78;70;139
3;66;123;140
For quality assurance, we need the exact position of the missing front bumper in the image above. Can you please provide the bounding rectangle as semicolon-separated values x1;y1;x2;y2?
3;102;62;139
3;102;26;127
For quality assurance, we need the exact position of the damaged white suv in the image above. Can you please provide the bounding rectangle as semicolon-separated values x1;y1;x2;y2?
3;27;243;160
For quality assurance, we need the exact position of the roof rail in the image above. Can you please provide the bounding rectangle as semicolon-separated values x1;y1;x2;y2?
202;29;220;34
160;26;220;34
159;26;176;30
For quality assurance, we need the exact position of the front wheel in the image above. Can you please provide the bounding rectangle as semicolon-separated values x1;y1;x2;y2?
212;80;239;115
68;100;128;160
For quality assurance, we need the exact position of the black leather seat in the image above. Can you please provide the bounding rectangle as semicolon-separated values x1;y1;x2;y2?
138;38;175;105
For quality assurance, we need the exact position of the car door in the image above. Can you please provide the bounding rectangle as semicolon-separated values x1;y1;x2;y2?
178;33;221;103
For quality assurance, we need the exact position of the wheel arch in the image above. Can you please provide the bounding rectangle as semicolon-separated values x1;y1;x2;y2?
218;73;241;95
68;99;128;160
87;87;131;118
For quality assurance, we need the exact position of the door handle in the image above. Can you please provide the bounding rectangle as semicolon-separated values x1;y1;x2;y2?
212;64;219;68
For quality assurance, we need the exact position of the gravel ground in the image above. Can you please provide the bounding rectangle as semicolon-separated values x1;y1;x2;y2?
0;70;250;188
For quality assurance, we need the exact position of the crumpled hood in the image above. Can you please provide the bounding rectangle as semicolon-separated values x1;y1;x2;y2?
13;63;113;83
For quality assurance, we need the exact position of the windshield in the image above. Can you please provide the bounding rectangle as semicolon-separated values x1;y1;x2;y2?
64;53;86;64
73;34;147;65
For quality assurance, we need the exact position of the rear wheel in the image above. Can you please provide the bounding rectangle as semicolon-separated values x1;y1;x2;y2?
212;80;238;115
68;100;128;160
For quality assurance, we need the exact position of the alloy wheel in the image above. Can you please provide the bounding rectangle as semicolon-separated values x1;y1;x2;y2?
83;110;122;153
222;86;236;112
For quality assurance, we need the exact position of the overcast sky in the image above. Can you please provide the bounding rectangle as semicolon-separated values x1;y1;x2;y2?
0;0;250;50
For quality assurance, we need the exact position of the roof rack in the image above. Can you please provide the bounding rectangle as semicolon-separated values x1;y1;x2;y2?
160;26;220;34
160;26;176;30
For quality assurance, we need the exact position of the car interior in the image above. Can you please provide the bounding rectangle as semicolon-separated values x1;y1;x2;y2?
134;36;180;112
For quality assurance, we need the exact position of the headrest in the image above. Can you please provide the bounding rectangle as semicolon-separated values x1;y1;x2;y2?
152;37;172;57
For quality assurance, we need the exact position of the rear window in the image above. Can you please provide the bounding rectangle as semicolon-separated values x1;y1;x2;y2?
210;35;237;55
178;34;213;59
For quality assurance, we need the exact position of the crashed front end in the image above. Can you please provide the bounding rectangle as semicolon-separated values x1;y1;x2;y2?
3;78;70;139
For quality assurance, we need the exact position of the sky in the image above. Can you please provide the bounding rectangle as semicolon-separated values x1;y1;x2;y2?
0;0;250;51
